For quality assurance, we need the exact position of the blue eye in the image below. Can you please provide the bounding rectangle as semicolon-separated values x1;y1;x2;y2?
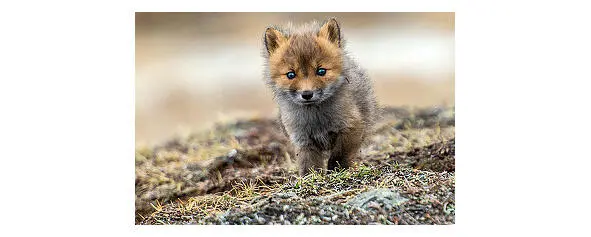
316;68;327;76
286;71;296;79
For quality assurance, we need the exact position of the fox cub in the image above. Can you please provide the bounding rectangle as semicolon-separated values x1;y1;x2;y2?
262;18;379;176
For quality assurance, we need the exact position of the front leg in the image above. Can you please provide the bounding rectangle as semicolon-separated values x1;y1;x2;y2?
327;126;363;171
296;146;326;176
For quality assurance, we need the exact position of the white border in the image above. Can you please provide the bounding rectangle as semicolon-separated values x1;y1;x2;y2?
2;0;591;236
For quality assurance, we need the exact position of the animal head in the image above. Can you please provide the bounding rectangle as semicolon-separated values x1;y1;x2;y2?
263;18;346;106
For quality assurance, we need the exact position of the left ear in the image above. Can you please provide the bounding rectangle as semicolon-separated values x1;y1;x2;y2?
318;18;341;47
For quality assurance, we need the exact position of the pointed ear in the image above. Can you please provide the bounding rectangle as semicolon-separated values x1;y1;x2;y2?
264;27;286;55
318;18;341;47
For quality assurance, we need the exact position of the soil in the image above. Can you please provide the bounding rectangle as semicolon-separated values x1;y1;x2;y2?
135;106;455;225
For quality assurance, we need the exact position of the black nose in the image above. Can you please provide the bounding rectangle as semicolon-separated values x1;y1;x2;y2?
301;91;314;100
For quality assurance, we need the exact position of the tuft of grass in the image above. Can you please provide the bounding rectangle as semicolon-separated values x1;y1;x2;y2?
150;200;163;213
279;164;386;200
169;178;285;218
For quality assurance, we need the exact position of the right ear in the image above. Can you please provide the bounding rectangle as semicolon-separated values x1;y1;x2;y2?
264;27;286;55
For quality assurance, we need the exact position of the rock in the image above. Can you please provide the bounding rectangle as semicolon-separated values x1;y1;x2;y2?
346;188;408;210
228;149;238;158
275;192;297;199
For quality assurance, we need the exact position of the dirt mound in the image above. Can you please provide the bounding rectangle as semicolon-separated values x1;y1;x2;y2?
136;106;455;224
135;118;293;220
141;162;455;225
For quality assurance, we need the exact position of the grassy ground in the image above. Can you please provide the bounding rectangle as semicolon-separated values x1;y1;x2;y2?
135;106;455;224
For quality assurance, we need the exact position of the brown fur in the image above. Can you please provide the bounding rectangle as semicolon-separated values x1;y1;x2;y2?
267;22;343;93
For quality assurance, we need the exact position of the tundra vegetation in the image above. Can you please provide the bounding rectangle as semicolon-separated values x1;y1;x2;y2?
136;106;455;225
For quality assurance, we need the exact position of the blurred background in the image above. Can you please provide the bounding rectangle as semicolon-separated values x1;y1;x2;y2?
136;12;454;146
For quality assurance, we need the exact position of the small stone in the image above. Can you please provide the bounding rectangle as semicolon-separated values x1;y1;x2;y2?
276;192;297;199
228;149;238;158
367;201;381;209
